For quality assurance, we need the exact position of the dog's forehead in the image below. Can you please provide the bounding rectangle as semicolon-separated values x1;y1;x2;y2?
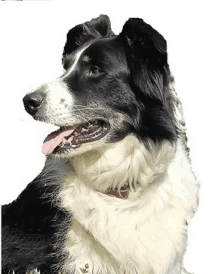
83;37;126;65
63;36;123;68
62;41;91;70
63;40;90;61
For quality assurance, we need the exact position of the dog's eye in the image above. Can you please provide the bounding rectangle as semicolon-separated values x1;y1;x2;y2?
88;66;102;77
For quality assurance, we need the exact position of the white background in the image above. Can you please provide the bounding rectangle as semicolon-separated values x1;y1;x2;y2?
0;0;219;273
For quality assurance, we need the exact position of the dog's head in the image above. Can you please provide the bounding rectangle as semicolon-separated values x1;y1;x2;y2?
23;15;179;158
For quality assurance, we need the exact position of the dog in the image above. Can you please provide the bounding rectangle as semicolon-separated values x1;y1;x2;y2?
2;15;199;274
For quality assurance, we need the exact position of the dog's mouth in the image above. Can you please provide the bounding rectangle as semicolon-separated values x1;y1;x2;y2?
42;120;109;156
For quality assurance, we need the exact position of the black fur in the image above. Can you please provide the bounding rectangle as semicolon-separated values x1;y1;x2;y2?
2;170;71;274
63;15;115;63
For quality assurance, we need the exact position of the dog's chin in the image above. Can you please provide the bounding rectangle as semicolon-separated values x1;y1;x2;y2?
42;119;110;158
52;138;108;159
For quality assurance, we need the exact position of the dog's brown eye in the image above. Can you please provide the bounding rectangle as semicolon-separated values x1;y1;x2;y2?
88;66;102;77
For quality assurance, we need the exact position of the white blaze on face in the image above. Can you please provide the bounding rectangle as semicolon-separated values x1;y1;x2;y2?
61;44;90;80
27;44;93;130
45;44;91;115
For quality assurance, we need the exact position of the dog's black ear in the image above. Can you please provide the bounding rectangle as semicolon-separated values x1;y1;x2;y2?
120;18;167;64
87;14;114;38
119;18;170;100
119;19;178;142
63;15;114;56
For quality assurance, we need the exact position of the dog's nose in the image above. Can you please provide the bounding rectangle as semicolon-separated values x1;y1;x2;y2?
23;91;45;116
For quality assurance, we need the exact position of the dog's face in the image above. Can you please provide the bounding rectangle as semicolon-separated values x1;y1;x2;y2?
23;15;178;158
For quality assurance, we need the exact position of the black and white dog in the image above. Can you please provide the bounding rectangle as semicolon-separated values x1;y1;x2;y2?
2;15;199;274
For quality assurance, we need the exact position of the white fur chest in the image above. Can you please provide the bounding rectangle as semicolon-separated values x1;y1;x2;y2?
61;177;188;274
53;138;198;274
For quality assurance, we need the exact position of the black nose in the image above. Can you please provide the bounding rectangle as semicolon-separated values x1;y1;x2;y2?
23;91;45;116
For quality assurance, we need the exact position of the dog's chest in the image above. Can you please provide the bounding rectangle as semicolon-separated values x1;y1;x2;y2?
59;176;152;272
59;174;182;274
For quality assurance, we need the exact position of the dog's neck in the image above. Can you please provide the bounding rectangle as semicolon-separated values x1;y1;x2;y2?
61;135;176;197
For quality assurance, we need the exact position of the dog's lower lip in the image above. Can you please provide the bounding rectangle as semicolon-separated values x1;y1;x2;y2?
48;120;109;155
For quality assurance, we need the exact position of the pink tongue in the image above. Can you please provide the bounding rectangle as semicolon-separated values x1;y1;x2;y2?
42;128;74;156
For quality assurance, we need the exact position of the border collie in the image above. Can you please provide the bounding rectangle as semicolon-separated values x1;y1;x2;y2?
2;15;199;274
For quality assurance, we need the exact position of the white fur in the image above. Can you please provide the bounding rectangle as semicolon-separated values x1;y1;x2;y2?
61;45;90;79
43;135;199;274
45;81;74;124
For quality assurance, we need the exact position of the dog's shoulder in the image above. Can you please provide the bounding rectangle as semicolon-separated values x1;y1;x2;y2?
1;167;70;273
